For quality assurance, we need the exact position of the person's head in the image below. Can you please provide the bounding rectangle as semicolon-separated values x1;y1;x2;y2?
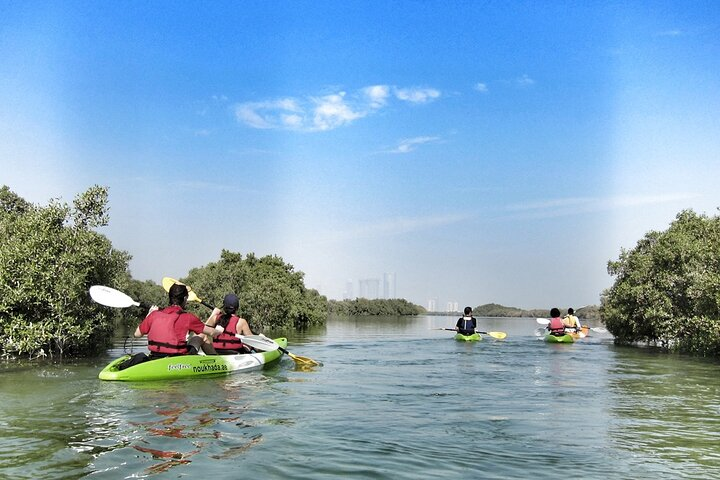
550;307;561;318
567;308;574;315
464;306;472;316
169;283;189;308
223;293;239;314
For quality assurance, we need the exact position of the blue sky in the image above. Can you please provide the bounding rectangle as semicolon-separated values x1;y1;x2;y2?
2;1;719;310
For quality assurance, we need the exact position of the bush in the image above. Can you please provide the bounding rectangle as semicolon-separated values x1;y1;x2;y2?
0;186;130;356
601;209;720;355
183;250;328;331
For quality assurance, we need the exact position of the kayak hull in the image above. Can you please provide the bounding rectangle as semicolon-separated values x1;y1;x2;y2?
544;334;574;343
99;337;287;381
455;333;481;342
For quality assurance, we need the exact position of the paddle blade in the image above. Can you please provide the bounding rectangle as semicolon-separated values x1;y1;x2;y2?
238;335;280;352
487;331;507;340
161;277;177;292
90;285;140;308
288;352;321;367
162;276;205;304
536;318;550;325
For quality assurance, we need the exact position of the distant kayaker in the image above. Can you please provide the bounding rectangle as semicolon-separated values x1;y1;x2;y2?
203;293;255;354
547;308;566;336
134;283;220;358
563;308;581;332
455;306;477;335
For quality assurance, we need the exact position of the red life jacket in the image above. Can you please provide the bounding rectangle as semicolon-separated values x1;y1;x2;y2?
146;306;191;355
212;314;245;351
548;316;565;335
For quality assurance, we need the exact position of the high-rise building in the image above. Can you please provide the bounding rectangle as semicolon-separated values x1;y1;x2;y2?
427;299;437;312
359;278;380;299
343;279;354;300
383;272;396;299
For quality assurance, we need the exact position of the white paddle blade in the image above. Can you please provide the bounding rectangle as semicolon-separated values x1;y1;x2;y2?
237;334;279;352
90;285;140;308
536;318;550;325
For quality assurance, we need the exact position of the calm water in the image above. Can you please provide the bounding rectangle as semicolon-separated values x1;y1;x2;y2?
2;315;720;479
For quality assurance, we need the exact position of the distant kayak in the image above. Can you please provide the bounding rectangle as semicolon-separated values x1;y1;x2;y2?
455;332;481;342
544;333;574;344
99;337;288;381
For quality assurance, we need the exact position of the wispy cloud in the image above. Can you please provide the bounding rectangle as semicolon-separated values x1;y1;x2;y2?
394;87;441;103
515;74;535;88
474;82;488;93
506;193;700;218
656;29;683;37
388;136;441;154
319;213;471;244
235;85;441;131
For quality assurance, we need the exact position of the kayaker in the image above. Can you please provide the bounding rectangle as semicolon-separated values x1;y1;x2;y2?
134;283;220;358
455;306;477;335
546;307;566;336
563;308;581;332
203;293;255;354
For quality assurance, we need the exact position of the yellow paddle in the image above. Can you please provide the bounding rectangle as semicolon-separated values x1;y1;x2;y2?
161;277;320;367
433;328;507;339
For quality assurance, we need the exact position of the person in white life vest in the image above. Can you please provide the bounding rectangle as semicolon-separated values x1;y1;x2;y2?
455;306;477;335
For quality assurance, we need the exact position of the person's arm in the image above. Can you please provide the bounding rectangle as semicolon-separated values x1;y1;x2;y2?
134;306;158;337
205;308;221;327
236;317;254;336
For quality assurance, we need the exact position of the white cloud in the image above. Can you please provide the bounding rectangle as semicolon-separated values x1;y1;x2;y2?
394;87;441;103
474;82;488;93
311;92;365;131
234;84;441;131
363;85;391;108
390;136;440;154
234;98;302;129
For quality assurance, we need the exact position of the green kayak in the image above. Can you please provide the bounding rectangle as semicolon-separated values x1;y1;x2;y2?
99;337;287;381
455;333;481;342
544;334;574;343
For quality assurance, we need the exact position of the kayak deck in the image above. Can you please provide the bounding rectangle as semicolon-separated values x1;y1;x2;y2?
544;334;574;343
455;333;481;342
99;337;288;381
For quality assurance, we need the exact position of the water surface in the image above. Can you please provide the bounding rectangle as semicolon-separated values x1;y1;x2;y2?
1;315;719;479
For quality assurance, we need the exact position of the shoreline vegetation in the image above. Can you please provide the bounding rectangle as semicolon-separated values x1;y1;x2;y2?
1;184;718;357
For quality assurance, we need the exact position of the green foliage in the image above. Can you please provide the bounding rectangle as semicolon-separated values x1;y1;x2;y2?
601;209;720;355
328;298;424;316
0;185;130;357
183;250;328;331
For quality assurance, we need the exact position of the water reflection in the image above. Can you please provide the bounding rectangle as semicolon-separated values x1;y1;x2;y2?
607;346;720;474
3;316;720;479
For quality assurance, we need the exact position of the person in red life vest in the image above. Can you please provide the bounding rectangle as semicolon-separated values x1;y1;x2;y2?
203;293;255;354
134;283;220;358
455;306;477;335
546;307;566;336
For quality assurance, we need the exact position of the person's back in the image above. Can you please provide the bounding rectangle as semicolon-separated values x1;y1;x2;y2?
547;308;565;335
135;283;218;358
564;308;580;330
456;306;477;335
